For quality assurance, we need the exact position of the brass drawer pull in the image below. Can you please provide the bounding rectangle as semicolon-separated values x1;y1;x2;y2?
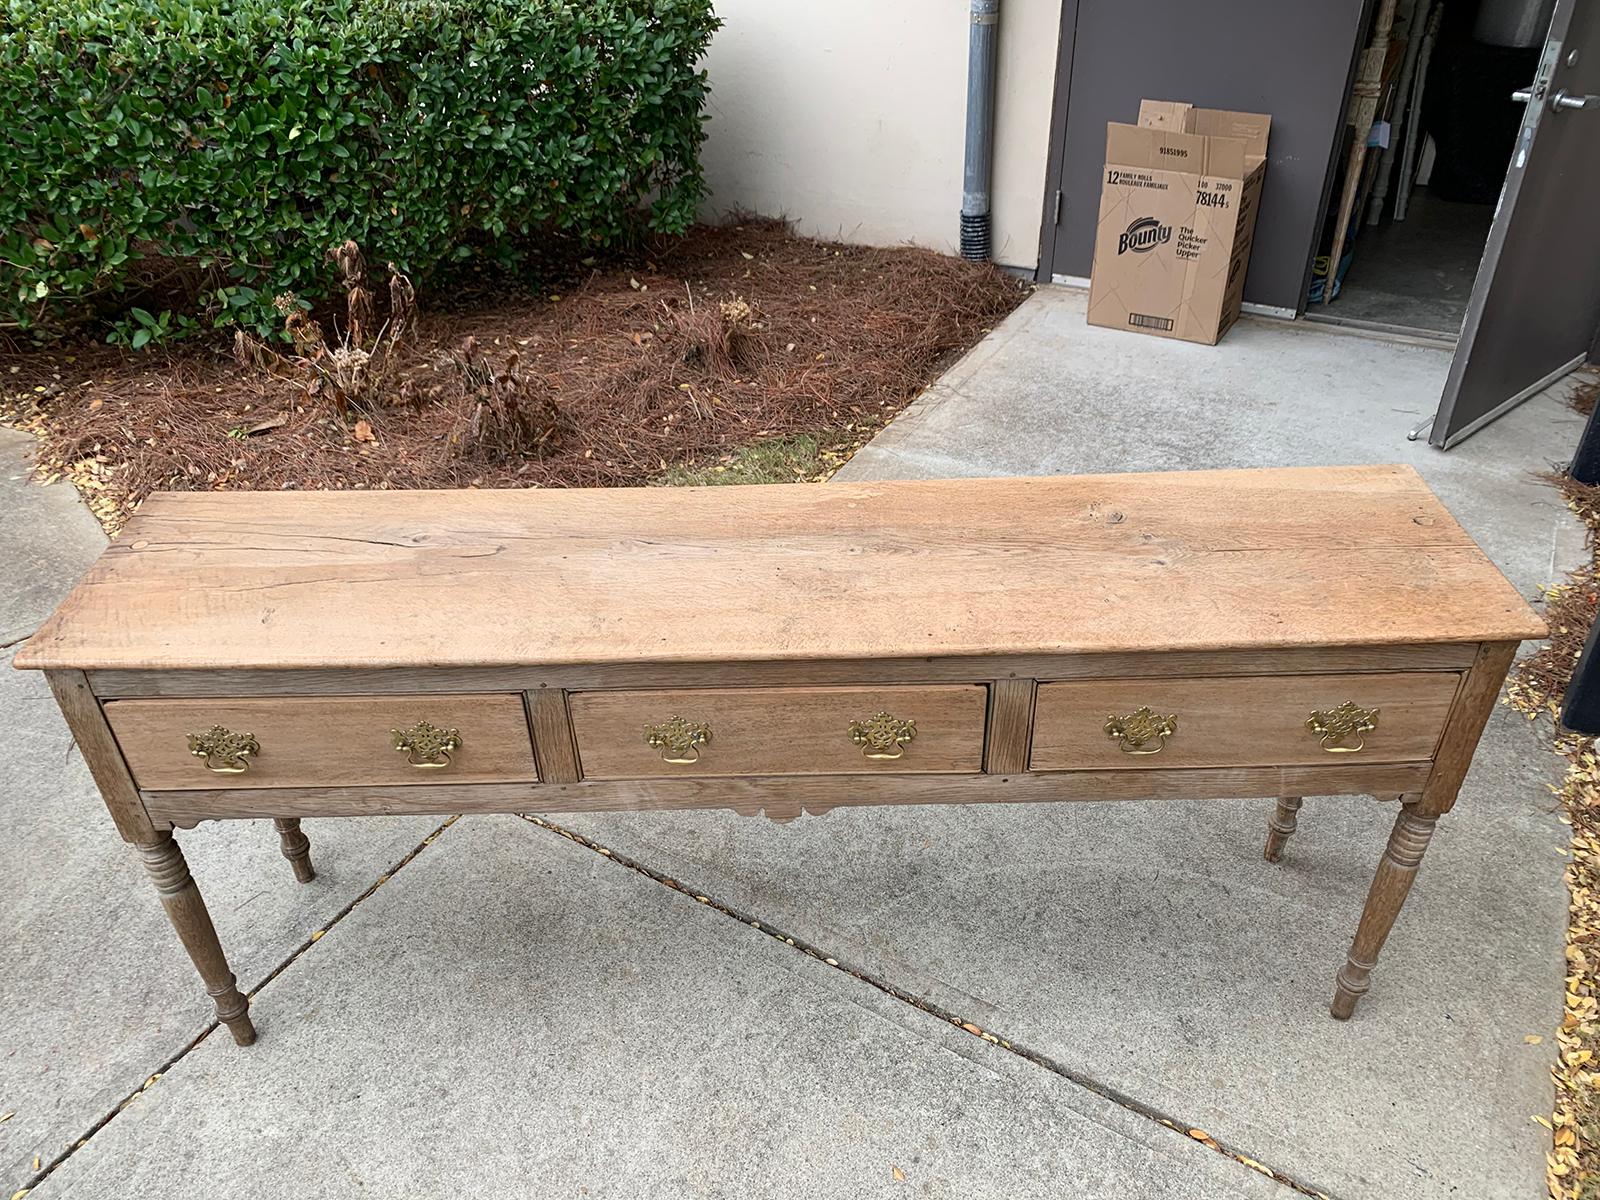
187;725;260;774
848;711;917;760
1104;706;1176;755
391;720;462;769
1307;702;1379;753
645;715;712;764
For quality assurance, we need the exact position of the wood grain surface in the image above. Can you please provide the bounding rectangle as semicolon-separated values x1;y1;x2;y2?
984;678;1037;774
569;684;987;778
81;643;1483;698
105;694;537;790
1032;673;1460;771
46;669;157;841
1419;640;1519;814
143;760;1434;825
14;466;1545;672
528;688;582;784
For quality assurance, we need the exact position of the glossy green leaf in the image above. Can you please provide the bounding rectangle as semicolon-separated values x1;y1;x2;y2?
1;0;720;337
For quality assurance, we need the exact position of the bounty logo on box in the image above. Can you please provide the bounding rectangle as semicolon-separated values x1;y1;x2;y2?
1117;216;1172;255
1088;99;1271;345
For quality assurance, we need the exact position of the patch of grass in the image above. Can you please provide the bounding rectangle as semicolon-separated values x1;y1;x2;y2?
655;435;823;486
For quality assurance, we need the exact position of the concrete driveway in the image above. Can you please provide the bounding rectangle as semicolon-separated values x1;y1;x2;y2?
0;288;1584;1198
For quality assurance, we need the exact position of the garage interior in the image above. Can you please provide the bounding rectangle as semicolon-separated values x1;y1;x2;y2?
1305;0;1548;339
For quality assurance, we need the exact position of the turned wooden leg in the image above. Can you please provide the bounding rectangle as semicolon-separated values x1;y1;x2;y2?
272;818;316;883
1331;802;1437;1020
1263;796;1303;863
138;833;256;1046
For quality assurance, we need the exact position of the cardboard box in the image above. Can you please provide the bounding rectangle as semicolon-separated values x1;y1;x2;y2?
1086;99;1271;345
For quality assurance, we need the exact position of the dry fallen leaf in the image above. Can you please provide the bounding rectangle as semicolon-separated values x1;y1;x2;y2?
1497;439;1600;1200
245;412;289;436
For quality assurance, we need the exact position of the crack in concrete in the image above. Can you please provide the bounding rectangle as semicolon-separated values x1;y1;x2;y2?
241;815;459;1000
9;814;458;1198
9;809;1337;1197
517;812;1338;1200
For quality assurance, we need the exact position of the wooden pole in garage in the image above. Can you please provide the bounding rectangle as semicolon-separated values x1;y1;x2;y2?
1325;0;1400;299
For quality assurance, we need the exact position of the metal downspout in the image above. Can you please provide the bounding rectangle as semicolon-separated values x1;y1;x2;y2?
961;0;1000;261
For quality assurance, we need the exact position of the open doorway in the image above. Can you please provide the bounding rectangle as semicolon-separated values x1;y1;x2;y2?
1305;0;1550;340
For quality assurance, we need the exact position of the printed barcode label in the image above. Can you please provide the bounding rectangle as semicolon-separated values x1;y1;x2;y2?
1128;313;1174;331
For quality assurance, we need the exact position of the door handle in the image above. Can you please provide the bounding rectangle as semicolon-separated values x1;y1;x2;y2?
1513;84;1598;111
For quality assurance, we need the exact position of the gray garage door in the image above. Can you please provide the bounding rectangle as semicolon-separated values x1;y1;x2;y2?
1429;0;1600;447
1040;0;1368;313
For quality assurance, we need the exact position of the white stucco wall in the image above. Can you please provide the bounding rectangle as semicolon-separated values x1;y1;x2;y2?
697;0;1063;272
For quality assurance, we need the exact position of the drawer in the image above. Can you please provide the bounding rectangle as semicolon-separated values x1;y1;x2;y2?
1031;673;1460;771
569;685;987;779
104;695;538;790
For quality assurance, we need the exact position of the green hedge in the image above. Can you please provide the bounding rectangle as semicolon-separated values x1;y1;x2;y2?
1;0;719;338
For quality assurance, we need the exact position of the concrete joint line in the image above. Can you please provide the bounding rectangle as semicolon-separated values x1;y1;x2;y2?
240;815;459;1003
516;813;1337;1199
11;815;460;1198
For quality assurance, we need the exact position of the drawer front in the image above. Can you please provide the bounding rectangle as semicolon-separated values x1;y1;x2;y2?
569;685;987;779
1032;673;1460;771
105;695;538;790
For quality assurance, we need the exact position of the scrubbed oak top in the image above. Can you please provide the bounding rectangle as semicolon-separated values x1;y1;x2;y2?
15;465;1545;672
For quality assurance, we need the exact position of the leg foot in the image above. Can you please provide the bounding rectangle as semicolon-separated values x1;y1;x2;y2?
1263;796;1303;863
273;818;315;883
138;833;256;1046
1331;802;1437;1020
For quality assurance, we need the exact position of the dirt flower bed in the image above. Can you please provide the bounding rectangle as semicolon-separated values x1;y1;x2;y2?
1503;376;1600;1199
0;220;1027;532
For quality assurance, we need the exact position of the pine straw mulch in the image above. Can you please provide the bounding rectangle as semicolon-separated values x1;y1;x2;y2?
0;219;1028;533
1504;374;1600;1199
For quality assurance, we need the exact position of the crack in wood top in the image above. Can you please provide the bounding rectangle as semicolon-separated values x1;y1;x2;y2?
13;467;1546;673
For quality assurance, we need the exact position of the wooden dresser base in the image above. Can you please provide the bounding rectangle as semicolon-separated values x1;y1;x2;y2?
19;471;1542;1046
42;641;1517;1047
